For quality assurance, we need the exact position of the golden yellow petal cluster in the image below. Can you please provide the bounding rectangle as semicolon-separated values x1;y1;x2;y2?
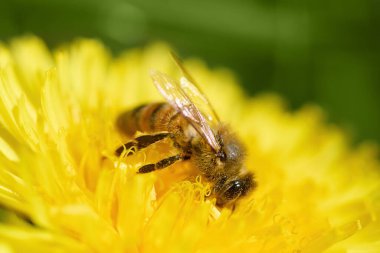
0;36;379;252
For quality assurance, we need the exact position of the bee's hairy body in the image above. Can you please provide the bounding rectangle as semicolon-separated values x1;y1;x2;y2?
117;102;191;146
117;102;255;207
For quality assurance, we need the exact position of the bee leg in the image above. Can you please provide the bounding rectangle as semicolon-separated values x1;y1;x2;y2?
115;133;170;156
138;154;185;173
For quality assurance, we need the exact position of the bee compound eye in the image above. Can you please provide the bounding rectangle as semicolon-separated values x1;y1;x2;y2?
216;173;255;207
223;180;243;201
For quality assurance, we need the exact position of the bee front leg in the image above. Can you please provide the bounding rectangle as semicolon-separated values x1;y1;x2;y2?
115;133;170;156
138;154;187;173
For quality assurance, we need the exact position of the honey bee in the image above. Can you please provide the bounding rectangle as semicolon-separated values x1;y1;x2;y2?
116;54;256;207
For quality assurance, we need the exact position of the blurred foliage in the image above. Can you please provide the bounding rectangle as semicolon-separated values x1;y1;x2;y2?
1;0;379;143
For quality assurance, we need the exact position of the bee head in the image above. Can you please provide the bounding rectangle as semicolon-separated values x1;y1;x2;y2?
215;172;255;207
192;125;256;207
215;126;246;168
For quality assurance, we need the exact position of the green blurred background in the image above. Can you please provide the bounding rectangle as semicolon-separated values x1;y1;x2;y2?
1;0;379;144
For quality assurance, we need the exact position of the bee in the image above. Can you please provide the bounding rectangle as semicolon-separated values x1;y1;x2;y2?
115;55;256;207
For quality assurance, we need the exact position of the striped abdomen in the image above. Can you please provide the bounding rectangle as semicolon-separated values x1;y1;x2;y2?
116;102;185;137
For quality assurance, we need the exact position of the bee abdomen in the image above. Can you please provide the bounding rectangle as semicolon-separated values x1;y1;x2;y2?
116;102;177;136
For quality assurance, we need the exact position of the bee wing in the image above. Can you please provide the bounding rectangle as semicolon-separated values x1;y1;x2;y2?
170;52;221;123
150;70;221;151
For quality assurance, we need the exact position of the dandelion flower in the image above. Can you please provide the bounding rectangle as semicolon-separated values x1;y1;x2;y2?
0;36;379;253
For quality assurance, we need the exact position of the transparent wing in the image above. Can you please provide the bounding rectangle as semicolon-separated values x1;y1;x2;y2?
170;52;221;124
150;70;221;151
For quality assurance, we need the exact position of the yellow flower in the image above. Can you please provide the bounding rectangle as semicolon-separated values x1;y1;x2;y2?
0;36;379;253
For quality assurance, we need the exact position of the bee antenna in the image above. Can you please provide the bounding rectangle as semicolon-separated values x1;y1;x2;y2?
216;150;226;161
